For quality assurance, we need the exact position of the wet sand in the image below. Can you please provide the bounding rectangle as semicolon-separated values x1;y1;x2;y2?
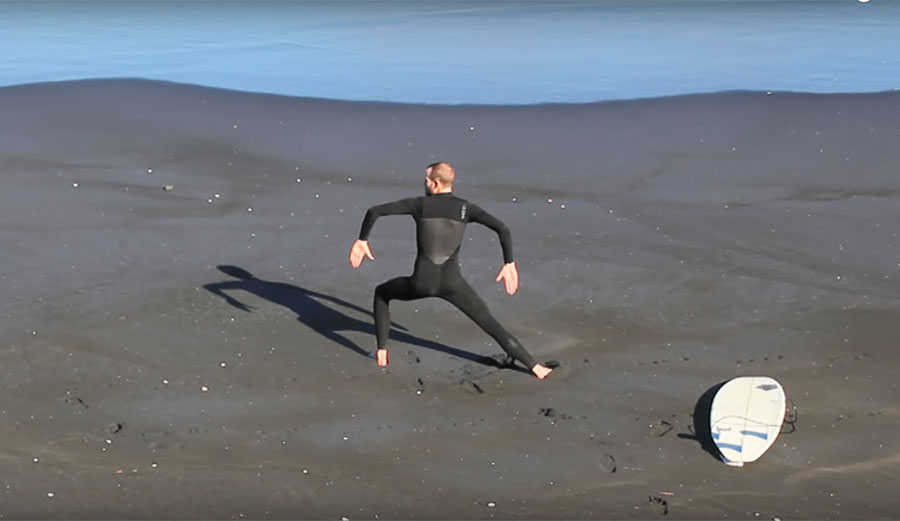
1;79;899;519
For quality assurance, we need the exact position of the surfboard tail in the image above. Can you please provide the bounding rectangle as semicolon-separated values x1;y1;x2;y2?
720;455;744;467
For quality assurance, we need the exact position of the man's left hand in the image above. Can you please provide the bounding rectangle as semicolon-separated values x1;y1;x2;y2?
495;262;519;295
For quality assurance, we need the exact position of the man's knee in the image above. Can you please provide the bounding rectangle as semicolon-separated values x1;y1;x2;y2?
375;282;393;301
376;278;417;302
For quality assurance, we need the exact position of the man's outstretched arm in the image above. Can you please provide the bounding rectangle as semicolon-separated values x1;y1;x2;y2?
357;198;418;241
349;198;418;268
203;281;255;311
467;204;519;295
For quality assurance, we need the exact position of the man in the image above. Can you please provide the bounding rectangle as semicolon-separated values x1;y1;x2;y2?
348;162;553;379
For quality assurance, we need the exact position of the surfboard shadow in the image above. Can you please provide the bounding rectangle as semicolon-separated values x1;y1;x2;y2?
203;264;515;370
677;380;728;461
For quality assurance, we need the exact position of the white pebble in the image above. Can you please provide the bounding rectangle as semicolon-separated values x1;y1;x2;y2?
207;199;214;204
315;194;320;198
469;125;476;130
201;385;209;392
486;501;496;508
560;204;566;209
296;178;302;183
247;207;253;212
151;462;158;468
47;492;55;498
347;177;353;182
214;193;220;198
220;361;227;367
147;168;153;173
547;197;553;203
302;468;309;474
73;182;79;188
32;457;39;463
162;378;169;385
105;439;113;445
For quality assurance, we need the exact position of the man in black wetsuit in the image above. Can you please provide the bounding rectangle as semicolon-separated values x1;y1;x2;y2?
348;162;553;379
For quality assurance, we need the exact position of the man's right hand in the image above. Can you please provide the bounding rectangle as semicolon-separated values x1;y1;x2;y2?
349;239;375;268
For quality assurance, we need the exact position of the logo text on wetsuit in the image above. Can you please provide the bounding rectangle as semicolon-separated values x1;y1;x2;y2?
460;203;467;220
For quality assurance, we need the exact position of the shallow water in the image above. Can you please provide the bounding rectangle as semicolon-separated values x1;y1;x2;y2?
1;0;898;103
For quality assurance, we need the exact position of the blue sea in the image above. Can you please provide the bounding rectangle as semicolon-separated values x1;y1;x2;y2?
1;0;898;104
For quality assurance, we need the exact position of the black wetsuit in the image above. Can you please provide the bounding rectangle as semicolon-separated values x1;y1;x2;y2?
358;192;537;369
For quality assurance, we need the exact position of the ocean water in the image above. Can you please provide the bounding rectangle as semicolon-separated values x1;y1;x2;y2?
1;0;898;104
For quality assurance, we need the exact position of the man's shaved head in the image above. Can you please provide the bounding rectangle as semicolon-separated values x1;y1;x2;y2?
426;162;456;187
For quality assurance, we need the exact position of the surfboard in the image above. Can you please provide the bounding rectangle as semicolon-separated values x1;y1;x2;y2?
709;376;786;467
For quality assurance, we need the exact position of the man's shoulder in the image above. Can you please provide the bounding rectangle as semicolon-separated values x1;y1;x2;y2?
446;193;474;205
400;195;425;211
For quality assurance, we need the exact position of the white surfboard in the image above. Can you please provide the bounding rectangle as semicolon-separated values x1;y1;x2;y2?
709;376;786;467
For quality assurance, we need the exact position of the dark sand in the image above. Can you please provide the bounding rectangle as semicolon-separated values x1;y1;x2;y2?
2;79;899;519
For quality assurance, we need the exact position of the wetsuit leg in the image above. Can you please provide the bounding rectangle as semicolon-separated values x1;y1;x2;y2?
440;278;537;369
374;276;418;349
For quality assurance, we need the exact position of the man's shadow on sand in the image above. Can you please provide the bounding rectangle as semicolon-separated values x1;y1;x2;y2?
203;265;523;371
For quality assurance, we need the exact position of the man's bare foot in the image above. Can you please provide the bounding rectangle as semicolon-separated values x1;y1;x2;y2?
376;349;389;367
532;364;553;379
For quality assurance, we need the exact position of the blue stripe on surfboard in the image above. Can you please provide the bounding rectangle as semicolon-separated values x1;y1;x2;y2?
740;430;769;440
715;442;743;453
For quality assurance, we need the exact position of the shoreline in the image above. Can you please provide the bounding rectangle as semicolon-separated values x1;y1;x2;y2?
4;76;900;108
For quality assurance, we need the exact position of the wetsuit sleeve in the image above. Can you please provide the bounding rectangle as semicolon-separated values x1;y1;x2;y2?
358;197;419;240
467;203;514;264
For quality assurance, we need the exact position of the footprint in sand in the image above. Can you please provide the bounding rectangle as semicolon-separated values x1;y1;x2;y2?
538;407;572;420
647;495;669;516
650;419;674;438
459;378;485;394
64;396;89;410
104;422;125;436
537;406;587;423
544;360;571;380
401;350;421;364
598;452;617;473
